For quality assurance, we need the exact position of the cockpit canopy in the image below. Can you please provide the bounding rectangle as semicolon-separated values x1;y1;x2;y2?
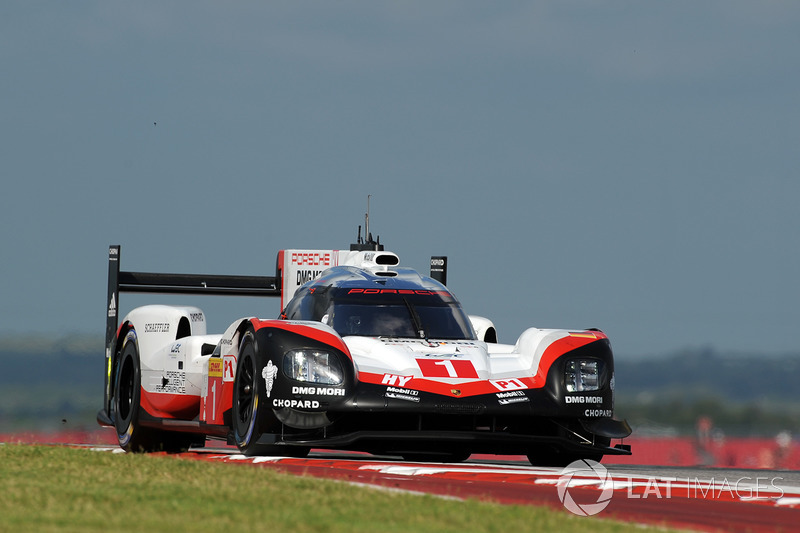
283;285;477;340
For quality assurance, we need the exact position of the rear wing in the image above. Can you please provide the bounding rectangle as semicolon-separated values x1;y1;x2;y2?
104;245;280;368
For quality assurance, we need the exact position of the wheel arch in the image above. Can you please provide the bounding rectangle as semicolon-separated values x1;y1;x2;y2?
107;320;135;417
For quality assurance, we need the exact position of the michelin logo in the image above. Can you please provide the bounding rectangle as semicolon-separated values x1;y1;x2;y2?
496;390;529;405
386;386;420;403
262;361;278;397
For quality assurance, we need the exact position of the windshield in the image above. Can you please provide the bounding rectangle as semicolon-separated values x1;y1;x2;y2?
325;293;475;340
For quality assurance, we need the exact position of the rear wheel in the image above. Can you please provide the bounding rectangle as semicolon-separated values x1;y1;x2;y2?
114;331;154;452
114;330;194;453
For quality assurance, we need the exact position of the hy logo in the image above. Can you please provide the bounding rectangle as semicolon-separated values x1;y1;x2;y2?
557;459;614;516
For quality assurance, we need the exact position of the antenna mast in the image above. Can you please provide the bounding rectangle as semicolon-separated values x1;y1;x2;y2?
365;194;371;242
350;194;383;251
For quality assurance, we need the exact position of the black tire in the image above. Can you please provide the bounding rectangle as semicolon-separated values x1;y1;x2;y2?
114;330;155;452
114;330;194;453
232;330;267;455
231;330;308;457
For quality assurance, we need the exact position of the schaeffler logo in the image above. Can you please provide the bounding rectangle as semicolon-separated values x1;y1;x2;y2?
557;459;614;516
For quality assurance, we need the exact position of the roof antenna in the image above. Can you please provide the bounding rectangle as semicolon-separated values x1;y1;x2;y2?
350;195;384;251
365;194;371;243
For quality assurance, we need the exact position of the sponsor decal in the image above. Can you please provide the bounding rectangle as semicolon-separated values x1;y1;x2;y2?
381;374;413;387
262;360;278;397
169;343;181;355
565;396;603;404
490;378;526;391
144;322;170;333
291;252;332;267
208;359;223;378
190;312;203;322
273;399;320;409
379;339;478;348
496;390;530;405
385;386;420;403
347;288;451;297
297;270;324;286
291;386;345;396
107;294;116;318
223;355;236;383
584;409;613;417
155;371;186;394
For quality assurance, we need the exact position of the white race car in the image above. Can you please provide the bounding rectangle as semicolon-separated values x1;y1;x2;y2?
98;230;631;465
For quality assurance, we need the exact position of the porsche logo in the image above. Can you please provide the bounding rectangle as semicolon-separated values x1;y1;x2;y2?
451;389;462;397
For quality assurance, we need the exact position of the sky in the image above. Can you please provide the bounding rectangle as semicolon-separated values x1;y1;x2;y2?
1;2;798;359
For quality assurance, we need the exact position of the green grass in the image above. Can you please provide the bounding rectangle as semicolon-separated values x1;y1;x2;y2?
0;445;668;533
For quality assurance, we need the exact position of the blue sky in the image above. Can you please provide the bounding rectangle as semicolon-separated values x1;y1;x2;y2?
1;2;798;358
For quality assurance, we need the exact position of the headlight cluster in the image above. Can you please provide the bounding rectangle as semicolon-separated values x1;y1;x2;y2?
283;349;343;385
565;359;601;392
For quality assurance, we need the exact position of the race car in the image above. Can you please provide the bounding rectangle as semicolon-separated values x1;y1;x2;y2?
98;230;631;465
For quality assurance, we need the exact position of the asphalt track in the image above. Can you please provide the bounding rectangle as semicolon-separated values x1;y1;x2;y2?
87;445;800;532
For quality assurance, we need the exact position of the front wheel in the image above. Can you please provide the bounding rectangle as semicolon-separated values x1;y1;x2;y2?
232;330;270;455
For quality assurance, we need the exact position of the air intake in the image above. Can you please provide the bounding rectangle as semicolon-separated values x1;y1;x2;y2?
375;253;400;266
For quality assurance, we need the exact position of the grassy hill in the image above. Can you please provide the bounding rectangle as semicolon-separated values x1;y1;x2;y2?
0;334;103;432
614;348;800;436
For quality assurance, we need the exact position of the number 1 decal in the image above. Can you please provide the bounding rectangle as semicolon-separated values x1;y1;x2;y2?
211;381;217;421
416;358;479;379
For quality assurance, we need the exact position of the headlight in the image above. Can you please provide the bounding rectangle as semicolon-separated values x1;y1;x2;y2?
565;359;600;392
283;349;343;385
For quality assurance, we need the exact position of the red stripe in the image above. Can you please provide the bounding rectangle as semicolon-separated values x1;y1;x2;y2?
140;388;199;419
251;319;352;360
533;333;604;384
358;371;538;397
